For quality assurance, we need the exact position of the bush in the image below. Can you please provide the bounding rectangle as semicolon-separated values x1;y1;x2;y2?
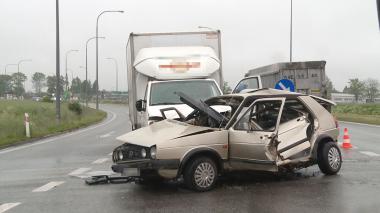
68;101;82;115
42;96;53;103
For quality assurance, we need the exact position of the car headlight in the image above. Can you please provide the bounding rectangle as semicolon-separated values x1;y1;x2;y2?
118;150;124;160
141;148;147;158
150;146;156;159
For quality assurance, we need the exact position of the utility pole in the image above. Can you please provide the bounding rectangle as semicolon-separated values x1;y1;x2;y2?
4;64;17;75
55;0;61;122
95;10;124;110
290;0;293;63
85;36;105;107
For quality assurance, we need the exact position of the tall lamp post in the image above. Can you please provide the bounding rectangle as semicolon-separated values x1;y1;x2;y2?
17;59;32;74
4;64;17;75
55;0;61;122
86;36;105;107
105;57;119;92
65;49;78;91
290;0;293;63
95;10;124;110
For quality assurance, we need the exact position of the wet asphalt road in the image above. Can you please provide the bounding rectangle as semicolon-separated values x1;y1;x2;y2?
1;104;380;213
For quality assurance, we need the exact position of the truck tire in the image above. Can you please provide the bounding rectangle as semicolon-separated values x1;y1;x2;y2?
317;142;342;175
184;157;218;192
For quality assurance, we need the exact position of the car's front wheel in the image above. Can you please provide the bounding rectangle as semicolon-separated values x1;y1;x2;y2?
317;142;342;175
184;157;218;192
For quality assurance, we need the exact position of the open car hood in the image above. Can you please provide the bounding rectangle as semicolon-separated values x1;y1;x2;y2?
116;119;214;148
175;91;229;124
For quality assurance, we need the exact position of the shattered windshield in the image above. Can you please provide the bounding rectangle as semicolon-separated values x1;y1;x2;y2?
150;80;221;105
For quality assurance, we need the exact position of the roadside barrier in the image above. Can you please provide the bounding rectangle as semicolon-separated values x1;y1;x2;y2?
341;128;352;149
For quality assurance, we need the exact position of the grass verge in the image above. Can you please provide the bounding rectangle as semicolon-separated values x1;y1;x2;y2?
333;104;380;125
0;100;106;148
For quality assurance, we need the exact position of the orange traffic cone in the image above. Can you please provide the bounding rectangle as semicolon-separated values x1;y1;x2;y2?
341;128;352;149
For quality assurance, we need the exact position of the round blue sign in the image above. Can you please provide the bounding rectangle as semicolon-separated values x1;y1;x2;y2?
275;79;295;92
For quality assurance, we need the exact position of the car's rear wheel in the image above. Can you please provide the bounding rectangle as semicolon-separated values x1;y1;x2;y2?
184;157;218;192
317;142;342;175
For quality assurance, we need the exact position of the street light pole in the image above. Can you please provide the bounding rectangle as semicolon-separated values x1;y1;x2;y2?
65;49;78;91
105;57;118;92
4;64;17;75
96;10;124;110
86;36;105;107
17;59;32;74
290;0;293;63
55;0;61;122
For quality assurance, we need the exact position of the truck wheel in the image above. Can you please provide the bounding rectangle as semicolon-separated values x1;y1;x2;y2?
184;157;218;192
317;142;342;175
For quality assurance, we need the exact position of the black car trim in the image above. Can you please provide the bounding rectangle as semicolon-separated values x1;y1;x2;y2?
230;157;276;165
277;138;309;153
171;129;215;140
112;159;180;173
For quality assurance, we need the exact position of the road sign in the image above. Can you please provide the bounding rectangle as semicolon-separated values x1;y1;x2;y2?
275;79;295;92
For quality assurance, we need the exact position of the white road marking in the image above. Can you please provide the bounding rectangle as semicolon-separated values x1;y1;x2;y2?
0;109;117;155
92;158;109;164
108;152;113;156
32;181;65;192
86;170;117;176
360;151;380;157
0;203;21;213
99;131;115;138
68;168;91;176
339;121;380;128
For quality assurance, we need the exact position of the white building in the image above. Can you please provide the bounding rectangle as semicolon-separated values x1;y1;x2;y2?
331;93;365;103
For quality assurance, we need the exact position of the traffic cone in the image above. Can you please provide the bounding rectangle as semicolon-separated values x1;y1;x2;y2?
341;128;352;149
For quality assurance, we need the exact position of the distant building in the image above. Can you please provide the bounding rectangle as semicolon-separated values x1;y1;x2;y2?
331;93;365;103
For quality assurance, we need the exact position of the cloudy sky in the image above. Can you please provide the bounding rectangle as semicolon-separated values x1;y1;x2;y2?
0;0;379;92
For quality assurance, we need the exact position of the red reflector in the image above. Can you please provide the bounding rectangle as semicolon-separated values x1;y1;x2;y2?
159;62;200;69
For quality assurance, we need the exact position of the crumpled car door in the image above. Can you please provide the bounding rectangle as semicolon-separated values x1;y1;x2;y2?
276;116;311;161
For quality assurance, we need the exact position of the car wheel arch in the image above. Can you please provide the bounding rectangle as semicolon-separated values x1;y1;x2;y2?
177;148;223;178
311;134;336;161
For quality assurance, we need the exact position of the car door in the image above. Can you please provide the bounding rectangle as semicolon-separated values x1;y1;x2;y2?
228;98;285;169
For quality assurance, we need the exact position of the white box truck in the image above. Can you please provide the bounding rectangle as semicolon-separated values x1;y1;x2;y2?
126;31;224;130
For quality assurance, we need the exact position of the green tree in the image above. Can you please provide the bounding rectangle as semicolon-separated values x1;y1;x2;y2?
32;72;46;95
81;80;91;100
364;78;379;102
223;81;232;94
92;80;98;96
70;77;82;95
46;75;64;95
11;72;27;97
0;74;12;96
325;76;338;99
346;78;365;102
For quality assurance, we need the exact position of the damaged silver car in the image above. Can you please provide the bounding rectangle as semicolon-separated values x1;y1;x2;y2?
112;88;341;192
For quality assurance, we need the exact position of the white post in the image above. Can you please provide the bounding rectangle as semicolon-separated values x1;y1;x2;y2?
25;113;30;138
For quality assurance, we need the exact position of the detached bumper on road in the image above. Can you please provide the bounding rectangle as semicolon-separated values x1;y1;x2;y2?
111;159;180;173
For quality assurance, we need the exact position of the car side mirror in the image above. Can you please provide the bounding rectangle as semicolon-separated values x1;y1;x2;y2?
136;99;146;112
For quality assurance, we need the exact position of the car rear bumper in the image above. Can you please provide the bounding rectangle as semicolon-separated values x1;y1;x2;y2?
111;159;180;173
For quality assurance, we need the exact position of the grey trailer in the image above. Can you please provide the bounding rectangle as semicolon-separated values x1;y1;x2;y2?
242;61;327;98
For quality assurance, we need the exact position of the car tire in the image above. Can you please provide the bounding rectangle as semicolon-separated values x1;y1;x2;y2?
317;142;342;175
184;157;218;192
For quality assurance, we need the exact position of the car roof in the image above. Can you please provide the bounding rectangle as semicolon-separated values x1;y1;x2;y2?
221;88;304;99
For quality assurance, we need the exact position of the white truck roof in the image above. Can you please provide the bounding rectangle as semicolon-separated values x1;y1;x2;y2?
133;46;220;80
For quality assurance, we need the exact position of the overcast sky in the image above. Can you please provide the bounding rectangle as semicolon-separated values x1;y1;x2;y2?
0;0;379;92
